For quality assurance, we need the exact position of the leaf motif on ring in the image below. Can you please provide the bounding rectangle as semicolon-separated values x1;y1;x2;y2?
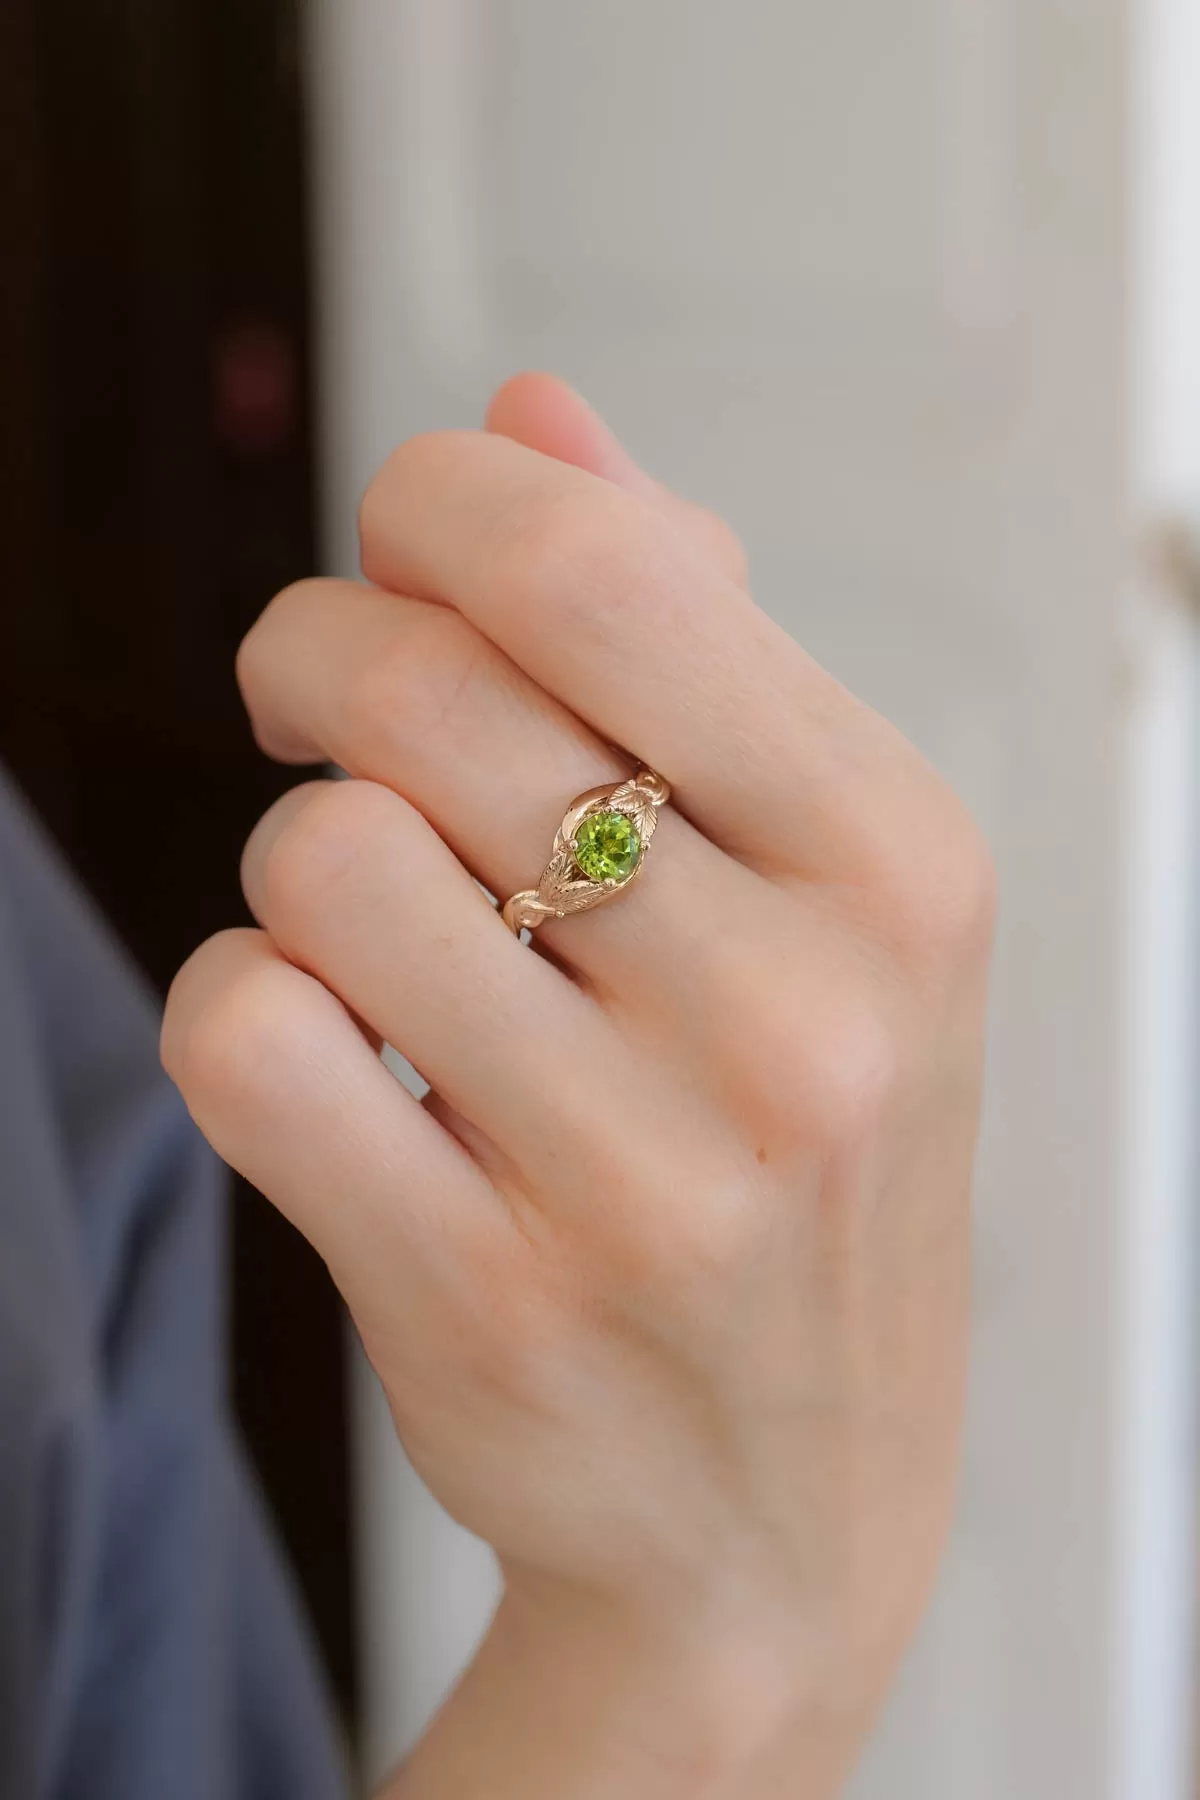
604;780;659;848
536;847;607;918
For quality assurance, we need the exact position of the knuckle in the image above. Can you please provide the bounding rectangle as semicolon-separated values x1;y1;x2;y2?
350;604;490;765
671;1184;774;1284
892;808;998;969
233;612;268;707
236;580;312;697
235;580;328;756
941;821;999;955
805;995;901;1146
165;945;298;1129
495;484;647;637
257;779;392;927
753;981;901;1154
602;1154;773;1294
358;430;471;583
357;477;392;588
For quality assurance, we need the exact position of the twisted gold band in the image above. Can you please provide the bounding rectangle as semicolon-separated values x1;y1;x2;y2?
501;767;671;936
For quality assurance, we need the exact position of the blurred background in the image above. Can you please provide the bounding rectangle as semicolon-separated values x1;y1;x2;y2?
3;2;1198;1797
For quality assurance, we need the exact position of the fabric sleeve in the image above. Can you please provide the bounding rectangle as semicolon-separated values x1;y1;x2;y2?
0;770;347;1800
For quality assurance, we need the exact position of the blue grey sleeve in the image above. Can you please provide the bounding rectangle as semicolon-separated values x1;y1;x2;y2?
0;771;347;1800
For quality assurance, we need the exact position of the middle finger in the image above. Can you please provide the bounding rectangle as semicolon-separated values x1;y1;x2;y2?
236;575;765;1000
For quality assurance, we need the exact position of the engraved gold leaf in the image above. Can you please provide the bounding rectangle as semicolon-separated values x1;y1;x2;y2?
536;847;607;918
604;780;659;847
552;879;611;917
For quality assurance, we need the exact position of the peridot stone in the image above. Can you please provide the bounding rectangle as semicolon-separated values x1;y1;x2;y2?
573;810;641;883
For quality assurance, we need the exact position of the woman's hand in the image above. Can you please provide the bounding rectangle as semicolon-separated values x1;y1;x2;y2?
162;376;994;1798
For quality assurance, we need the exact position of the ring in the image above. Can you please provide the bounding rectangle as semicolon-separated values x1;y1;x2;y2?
501;767;671;936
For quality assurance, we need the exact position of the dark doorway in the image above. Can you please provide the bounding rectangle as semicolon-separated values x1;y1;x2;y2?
0;0;356;1728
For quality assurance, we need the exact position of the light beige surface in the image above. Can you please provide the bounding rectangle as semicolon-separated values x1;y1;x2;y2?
305;3;1200;1794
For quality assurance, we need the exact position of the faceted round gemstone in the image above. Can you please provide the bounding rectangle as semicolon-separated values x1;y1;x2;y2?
573;810;642;883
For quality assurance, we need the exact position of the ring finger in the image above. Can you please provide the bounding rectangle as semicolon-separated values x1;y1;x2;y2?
237;775;695;1205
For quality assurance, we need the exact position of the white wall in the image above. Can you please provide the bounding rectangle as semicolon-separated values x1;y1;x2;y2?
305;3;1200;1792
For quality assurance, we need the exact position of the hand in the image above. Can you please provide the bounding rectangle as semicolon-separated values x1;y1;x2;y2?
162;375;994;1797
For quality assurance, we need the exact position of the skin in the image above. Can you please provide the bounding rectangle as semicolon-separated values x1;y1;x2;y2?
161;373;995;1798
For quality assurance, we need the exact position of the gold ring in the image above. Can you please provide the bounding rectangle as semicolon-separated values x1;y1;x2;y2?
501;767;671;936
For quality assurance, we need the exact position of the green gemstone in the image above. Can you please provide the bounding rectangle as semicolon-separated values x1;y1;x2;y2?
573;810;642;883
